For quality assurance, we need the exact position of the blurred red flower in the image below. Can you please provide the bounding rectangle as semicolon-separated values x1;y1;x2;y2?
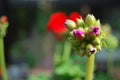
0;16;8;23
47;12;82;41
47;12;67;39
68;12;82;22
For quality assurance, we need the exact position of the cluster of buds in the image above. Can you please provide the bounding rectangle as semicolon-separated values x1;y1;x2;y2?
64;14;107;57
0;16;9;37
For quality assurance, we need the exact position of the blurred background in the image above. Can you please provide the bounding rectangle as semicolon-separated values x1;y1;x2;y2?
0;0;120;80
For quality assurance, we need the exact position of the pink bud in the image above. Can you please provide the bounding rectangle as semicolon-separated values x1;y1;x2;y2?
73;30;85;40
90;26;100;37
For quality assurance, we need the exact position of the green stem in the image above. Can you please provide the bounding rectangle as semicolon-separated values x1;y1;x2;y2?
0;38;7;80
62;41;71;61
85;54;95;80
54;43;62;66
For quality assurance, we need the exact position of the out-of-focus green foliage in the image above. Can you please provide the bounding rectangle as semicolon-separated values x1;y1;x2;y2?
27;73;49;80
52;60;85;80
36;9;50;34
94;72;113;80
105;35;119;52
102;24;119;52
10;41;36;68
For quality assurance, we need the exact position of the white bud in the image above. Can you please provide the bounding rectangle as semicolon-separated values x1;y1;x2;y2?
64;19;76;30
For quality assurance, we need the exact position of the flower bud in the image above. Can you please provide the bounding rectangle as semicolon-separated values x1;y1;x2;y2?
69;31;74;37
94;19;100;26
76;18;84;27
64;19;76;30
90;26;100;37
85;14;96;26
92;37;101;45
84;28;89;33
95;45;102;51
84;24;89;28
86;44;97;55
73;28;85;40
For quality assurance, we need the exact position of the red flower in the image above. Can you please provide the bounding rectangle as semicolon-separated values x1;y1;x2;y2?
47;12;67;40
0;16;8;23
68;12;82;22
